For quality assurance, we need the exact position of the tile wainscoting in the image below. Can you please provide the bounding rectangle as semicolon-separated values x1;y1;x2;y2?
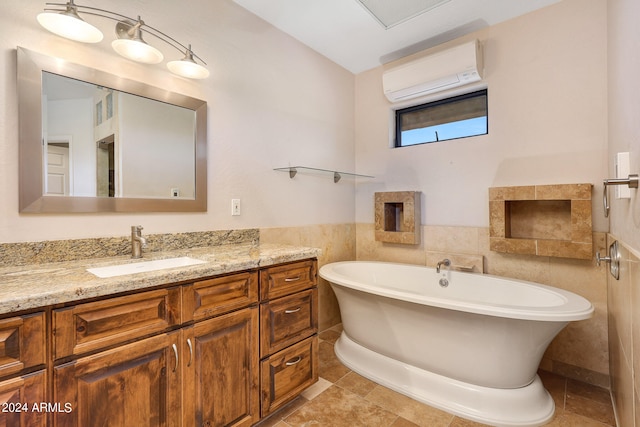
260;223;356;331
607;235;640;426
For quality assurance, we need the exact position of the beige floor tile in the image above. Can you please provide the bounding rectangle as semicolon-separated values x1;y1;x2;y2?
335;371;378;397
449;416;493;426
254;397;307;427
565;394;616;426
301;377;332;400
545;410;615;426
318;328;341;344
390;417;420;427
297;336;615;427
566;379;612;407
318;340;351;382
285;385;397;427
364;385;454;427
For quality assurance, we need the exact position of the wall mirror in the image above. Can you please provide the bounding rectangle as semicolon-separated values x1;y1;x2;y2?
17;47;207;213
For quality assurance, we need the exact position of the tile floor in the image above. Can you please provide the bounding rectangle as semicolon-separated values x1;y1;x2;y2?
257;324;617;427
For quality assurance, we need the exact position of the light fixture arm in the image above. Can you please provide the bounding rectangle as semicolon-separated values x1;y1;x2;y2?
43;2;207;66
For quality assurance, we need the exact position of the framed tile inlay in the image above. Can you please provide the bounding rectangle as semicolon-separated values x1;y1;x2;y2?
489;184;592;259
374;191;421;244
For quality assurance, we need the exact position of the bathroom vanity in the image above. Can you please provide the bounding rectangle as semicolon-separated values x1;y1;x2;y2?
0;243;319;427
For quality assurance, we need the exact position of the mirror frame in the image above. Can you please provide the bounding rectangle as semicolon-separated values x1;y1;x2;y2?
17;47;207;213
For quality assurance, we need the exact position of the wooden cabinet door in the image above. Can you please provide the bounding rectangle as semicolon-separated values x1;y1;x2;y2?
52;332;181;427
0;313;46;378
182;307;259;427
0;370;46;427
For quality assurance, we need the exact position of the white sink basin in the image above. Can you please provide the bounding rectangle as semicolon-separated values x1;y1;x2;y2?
87;256;207;278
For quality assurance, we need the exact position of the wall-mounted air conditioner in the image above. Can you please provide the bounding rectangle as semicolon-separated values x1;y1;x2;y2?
382;39;483;103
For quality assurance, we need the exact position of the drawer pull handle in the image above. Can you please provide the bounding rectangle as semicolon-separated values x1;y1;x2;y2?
284;276;301;282
284;307;301;314
285;356;302;366
172;343;179;372
187;339;193;367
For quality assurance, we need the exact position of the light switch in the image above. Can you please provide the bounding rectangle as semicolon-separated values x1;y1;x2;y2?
231;199;241;216
616;152;631;199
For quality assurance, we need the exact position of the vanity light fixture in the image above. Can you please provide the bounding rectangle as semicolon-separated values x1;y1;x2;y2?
36;0;103;43
167;45;210;79
111;19;164;64
37;1;209;79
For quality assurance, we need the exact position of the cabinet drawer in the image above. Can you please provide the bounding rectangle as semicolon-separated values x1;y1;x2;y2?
0;313;46;379
260;289;317;358
183;271;258;322
259;260;317;300
260;335;318;417
53;287;181;360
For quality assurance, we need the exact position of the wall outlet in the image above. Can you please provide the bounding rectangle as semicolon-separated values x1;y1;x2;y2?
171;188;180;198
231;199;241;216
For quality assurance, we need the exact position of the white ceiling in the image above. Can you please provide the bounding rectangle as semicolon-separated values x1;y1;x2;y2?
233;0;561;74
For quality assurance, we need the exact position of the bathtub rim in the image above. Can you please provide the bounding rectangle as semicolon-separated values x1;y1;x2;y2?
319;260;594;322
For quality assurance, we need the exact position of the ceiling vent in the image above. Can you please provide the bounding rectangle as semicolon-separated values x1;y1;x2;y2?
382;39;483;103
356;0;451;29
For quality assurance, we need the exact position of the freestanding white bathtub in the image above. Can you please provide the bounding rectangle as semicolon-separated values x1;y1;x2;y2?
319;261;594;427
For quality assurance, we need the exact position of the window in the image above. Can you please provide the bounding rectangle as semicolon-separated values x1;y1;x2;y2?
395;89;487;147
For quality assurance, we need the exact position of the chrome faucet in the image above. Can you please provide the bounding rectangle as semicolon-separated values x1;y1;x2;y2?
436;258;451;273
131;225;147;259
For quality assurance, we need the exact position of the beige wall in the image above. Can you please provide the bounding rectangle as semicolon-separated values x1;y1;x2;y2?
607;0;640;424
0;1;355;243
354;0;610;387
355;0;608;229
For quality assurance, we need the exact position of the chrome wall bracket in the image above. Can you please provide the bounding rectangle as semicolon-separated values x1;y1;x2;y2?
603;174;638;217
596;240;621;280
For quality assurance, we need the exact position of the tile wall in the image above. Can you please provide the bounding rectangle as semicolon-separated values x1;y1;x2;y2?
260;223;356;331
608;235;640;426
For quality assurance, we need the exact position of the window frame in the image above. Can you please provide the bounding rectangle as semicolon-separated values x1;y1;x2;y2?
394;89;488;148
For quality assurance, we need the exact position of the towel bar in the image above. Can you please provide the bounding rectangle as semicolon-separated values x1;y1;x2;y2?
603;174;638;217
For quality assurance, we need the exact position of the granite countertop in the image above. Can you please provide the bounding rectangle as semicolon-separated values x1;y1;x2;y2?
0;243;321;315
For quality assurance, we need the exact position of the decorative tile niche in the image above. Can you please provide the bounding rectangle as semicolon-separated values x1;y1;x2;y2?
489;184;593;259
374;191;421;244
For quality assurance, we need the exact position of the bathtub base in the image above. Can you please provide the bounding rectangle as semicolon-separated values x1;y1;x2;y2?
335;332;555;427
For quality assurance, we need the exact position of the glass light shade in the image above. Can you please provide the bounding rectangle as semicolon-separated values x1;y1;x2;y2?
167;58;209;79
37;11;103;43
112;39;163;64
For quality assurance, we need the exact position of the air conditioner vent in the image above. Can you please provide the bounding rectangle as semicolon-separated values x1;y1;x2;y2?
383;40;483;103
